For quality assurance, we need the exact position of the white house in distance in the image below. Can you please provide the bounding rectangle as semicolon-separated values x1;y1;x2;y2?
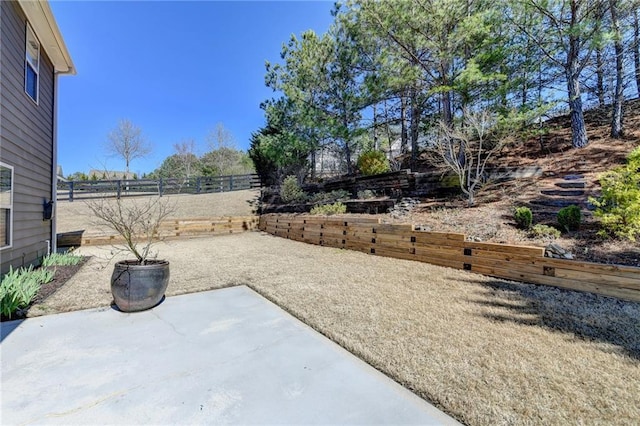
0;0;75;273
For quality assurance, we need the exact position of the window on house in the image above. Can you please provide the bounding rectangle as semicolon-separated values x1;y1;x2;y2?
25;23;40;103
0;164;13;249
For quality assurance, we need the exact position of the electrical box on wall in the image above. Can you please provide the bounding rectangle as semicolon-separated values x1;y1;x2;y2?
43;200;54;221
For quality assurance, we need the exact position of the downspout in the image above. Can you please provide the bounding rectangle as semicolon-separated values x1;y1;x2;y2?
51;72;59;254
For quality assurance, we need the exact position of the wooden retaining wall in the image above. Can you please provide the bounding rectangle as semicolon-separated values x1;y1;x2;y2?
259;214;640;303
57;216;259;247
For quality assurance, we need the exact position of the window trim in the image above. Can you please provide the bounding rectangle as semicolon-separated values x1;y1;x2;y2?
0;162;14;251
24;22;40;104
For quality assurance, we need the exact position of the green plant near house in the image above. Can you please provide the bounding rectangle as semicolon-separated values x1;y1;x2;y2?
30;268;55;285
280;175;308;203
41;251;83;267
357;150;390;176
557;205;581;232
529;224;561;239
514;206;533;229
0;265;51;319
589;148;640;240
310;202;347;215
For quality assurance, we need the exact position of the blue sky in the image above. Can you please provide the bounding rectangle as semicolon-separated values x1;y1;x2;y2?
51;0;335;177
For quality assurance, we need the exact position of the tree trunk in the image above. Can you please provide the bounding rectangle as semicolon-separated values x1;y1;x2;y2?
343;115;352;175
595;2;606;106
441;91;453;128
566;27;588;148
521;68;528;109
400;95;409;154
567;72;588;148
372;104;379;151
409;88;421;171
440;59;453;127
633;9;640;97
610;0;624;138
595;47;605;106
384;100;393;159
310;151;316;180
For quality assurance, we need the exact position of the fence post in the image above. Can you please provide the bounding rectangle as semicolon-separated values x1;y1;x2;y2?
229;175;234;191
69;181;74;202
116;180;122;199
197;177;201;194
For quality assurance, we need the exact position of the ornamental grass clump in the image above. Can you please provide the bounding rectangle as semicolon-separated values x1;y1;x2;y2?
309;190;350;204
41;251;83;267
310;202;347;215
357;189;377;199
529;224;561;239
0;265;53;319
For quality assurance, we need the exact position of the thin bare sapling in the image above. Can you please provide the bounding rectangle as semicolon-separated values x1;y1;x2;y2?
86;196;176;264
428;110;511;206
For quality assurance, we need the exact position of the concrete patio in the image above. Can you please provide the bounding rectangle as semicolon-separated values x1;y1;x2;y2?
1;286;458;425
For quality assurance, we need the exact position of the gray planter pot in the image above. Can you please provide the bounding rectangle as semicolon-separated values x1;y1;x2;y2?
111;260;170;312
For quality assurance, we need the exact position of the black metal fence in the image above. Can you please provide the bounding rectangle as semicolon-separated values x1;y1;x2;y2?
57;174;261;202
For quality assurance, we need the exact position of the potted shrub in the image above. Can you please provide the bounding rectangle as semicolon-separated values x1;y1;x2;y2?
87;196;175;312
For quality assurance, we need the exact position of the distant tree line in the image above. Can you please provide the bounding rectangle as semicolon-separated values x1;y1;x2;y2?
149;122;254;179
65;122;254;181
250;0;640;185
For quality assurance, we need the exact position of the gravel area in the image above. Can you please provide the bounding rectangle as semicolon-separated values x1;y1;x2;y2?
28;231;640;425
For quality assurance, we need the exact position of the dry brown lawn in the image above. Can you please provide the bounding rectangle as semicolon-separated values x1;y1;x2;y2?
56;189;260;234
30;231;640;425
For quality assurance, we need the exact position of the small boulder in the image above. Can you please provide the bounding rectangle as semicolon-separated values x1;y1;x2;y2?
545;243;574;260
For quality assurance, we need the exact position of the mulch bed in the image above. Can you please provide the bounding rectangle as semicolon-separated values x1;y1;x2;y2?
1;256;89;322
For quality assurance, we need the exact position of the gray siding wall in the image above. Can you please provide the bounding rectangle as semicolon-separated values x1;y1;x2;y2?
1;1;55;274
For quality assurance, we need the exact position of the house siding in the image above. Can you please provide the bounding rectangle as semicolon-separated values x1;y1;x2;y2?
1;1;56;273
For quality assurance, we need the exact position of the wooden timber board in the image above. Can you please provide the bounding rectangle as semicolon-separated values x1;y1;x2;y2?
260;214;640;302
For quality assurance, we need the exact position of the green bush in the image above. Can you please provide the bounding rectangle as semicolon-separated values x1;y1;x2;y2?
529;224;561;239
280;175;307;204
590;151;640;240
357;150;390;176
310;202;347;215
556;205;581;232
0;266;44;319
41;252;83;267
357;189;377;199
309;190;350;204
627;146;640;168
514;207;533;229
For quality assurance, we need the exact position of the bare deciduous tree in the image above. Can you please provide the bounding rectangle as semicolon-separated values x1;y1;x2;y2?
428;110;510;206
173;139;199;179
105;119;152;173
204;122;241;175
208;122;236;150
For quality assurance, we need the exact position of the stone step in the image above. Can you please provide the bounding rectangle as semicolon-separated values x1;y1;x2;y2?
555;181;586;189
540;189;585;197
563;174;585;181
532;208;594;217
530;198;591;208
